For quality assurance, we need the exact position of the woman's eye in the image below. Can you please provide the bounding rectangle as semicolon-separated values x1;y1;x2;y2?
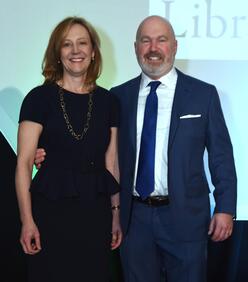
62;42;71;47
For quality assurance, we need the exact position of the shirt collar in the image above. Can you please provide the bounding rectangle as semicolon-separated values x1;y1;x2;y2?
140;67;177;91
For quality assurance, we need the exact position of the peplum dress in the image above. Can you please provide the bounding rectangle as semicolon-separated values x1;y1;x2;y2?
19;83;120;282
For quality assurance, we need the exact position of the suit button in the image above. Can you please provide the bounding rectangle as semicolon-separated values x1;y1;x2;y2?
90;161;94;166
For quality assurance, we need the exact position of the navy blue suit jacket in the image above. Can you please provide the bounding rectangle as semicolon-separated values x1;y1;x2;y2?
110;69;237;241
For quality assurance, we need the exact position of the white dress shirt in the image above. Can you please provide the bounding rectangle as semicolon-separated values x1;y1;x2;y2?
133;67;178;196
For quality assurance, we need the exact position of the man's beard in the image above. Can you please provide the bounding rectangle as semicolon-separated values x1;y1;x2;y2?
137;51;171;78
139;61;167;78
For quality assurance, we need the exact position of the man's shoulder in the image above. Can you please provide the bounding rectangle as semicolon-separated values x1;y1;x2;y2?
110;75;141;92
177;68;215;89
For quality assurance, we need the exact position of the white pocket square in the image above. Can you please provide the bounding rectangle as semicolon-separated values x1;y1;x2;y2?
180;114;201;119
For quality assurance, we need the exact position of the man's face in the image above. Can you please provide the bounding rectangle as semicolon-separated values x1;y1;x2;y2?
135;17;177;79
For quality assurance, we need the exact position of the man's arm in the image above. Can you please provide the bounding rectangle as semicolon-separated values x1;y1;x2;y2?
206;87;237;241
34;148;46;169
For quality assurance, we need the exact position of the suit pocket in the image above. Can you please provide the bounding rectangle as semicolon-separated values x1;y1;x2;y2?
179;118;205;138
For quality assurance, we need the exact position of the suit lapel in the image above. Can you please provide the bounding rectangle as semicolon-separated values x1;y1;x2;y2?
123;71;191;160
126;76;141;163
168;69;191;149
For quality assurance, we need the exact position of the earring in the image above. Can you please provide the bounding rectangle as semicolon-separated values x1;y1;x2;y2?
57;60;61;64
91;57;95;62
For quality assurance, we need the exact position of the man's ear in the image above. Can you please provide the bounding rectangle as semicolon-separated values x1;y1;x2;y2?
134;41;138;56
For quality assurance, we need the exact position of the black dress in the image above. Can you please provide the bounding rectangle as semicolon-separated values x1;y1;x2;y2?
19;83;120;282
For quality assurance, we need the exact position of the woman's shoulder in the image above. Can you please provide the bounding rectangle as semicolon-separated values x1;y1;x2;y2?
24;83;57;103
19;83;58;124
27;83;57;96
94;85;110;96
95;85;118;102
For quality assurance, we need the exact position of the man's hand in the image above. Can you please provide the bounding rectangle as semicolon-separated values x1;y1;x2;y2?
34;148;46;169
208;213;233;241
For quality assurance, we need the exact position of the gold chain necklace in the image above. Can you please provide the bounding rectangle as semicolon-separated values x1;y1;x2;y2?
59;86;93;141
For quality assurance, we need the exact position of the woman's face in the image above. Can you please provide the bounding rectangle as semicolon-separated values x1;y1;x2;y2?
60;23;94;80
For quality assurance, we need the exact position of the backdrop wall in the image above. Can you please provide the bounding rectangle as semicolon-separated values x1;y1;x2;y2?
0;0;247;220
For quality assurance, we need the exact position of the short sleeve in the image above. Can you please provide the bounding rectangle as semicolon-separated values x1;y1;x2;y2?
19;87;47;126
109;93;120;127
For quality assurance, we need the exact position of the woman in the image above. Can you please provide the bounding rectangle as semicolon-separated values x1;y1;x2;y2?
15;16;122;282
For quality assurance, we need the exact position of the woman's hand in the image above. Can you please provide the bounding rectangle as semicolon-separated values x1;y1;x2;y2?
20;221;41;255
111;211;122;250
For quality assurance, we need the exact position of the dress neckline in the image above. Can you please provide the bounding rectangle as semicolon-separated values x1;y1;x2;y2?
55;83;93;96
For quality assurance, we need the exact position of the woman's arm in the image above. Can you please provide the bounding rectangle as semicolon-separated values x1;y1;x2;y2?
15;121;43;254
105;127;122;249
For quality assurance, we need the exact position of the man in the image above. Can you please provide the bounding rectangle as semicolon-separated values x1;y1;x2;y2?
35;15;236;282
109;16;236;282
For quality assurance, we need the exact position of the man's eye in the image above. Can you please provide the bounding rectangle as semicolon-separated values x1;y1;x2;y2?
141;39;150;43
159;37;167;42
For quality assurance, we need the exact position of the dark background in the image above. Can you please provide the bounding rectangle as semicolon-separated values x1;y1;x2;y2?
1;131;247;282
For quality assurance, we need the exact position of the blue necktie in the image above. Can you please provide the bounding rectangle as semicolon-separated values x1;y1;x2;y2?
136;81;161;199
